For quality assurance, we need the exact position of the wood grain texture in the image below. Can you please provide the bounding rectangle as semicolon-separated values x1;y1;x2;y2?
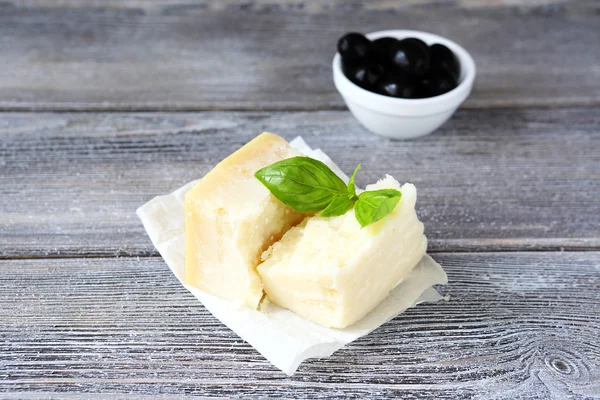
1;253;599;399
1;108;599;257
1;0;599;111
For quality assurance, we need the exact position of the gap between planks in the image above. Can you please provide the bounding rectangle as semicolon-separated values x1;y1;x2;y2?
2;103;600;113
2;246;600;261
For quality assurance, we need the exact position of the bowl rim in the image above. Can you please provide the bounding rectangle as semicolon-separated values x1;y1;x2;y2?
333;29;476;116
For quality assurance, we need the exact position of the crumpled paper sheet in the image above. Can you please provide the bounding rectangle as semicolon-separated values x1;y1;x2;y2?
137;136;448;375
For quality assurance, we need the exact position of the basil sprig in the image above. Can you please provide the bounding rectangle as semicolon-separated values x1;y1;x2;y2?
255;157;401;227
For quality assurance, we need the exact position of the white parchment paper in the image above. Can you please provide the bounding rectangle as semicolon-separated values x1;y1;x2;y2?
136;137;448;375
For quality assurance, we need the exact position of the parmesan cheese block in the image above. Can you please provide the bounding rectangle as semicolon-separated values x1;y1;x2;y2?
257;177;427;329
184;133;307;309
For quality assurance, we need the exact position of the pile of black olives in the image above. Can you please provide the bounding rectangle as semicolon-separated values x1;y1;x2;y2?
338;32;460;98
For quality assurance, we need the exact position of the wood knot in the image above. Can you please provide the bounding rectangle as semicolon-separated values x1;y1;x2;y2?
524;344;600;398
546;355;576;375
542;348;592;383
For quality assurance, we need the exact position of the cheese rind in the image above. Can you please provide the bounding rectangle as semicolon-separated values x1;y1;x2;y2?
257;177;427;328
184;133;306;309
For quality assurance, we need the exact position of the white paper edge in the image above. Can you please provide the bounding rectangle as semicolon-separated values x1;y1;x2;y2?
136;136;448;375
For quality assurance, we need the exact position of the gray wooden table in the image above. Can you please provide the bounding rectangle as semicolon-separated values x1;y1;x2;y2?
1;1;599;399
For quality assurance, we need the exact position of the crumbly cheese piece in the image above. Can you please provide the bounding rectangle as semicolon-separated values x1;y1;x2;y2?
184;133;307;309
257;177;427;329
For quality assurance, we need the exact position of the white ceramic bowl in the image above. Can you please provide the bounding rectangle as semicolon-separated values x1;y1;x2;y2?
333;30;476;139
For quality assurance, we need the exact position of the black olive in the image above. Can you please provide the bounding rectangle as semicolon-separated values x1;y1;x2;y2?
372;37;398;64
430;43;460;81
338;32;371;65
375;72;417;99
366;64;386;87
377;77;403;97
344;63;370;89
414;80;435;98
401;38;429;53
343;62;387;91
389;38;431;76
399;82;420;99
421;67;458;96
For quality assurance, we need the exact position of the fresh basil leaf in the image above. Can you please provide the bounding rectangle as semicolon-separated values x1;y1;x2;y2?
255;156;348;212
347;164;361;197
354;189;402;227
320;195;356;217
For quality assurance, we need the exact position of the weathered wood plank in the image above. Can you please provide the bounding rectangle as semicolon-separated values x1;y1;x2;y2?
1;252;599;399
1;109;599;257
0;0;599;110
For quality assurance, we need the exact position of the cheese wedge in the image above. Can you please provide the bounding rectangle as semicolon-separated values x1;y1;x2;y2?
257;177;427;328
184;133;306;309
